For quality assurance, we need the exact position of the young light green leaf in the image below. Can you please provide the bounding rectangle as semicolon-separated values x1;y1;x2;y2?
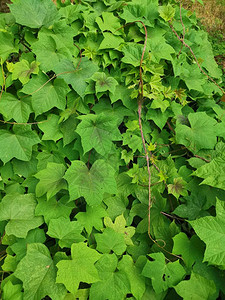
10;59;39;84
15;243;66;300
56;243;101;294
158;4;175;22
104;214;135;245
64;160;117;206
2;254;18;272
35;162;67;200
0;194;43;238
76;113;121;156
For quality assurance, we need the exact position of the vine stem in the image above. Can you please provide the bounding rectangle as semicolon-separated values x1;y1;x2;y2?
168;20;225;95
133;20;182;260
178;2;185;57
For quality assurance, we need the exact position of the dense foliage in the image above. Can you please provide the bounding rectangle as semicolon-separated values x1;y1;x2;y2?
0;0;225;299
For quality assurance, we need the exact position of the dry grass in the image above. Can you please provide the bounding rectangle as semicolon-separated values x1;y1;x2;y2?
182;0;225;35
182;0;225;70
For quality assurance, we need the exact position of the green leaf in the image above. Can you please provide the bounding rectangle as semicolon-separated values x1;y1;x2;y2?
35;196;74;224
193;145;225;190
76;113;121;156
146;108;171;130
32;32;73;72
0;92;32;123
0;126;40;163
0;32;18;62
142;252;185;293
174;273;217;300
96;12;122;35
89;254;130;300
122;44;147;67
172;232;204;268
10;0;59;28
64;160;117;206
56;242;101;294
15;243;66;300
95;227;127;255
0;194;43;238
118;255;145;300
122;132;143;152
120;1;158;27
35;162;67;200
2;254;18;272
173;194;208;220
10;228;46;260
98;32;123;50
54;57;99;98
2;281;23;300
172;57;206;92
47;217;85;248
190;198;225;266
12;156;37;178
158;4;175;22
38;114;63;142
176;112;217;153
76;205;107;234
104;195;129;220
21;73;70;116
93;100;133;125
110;84;137;110
149;33;175;62
92;72;118;94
